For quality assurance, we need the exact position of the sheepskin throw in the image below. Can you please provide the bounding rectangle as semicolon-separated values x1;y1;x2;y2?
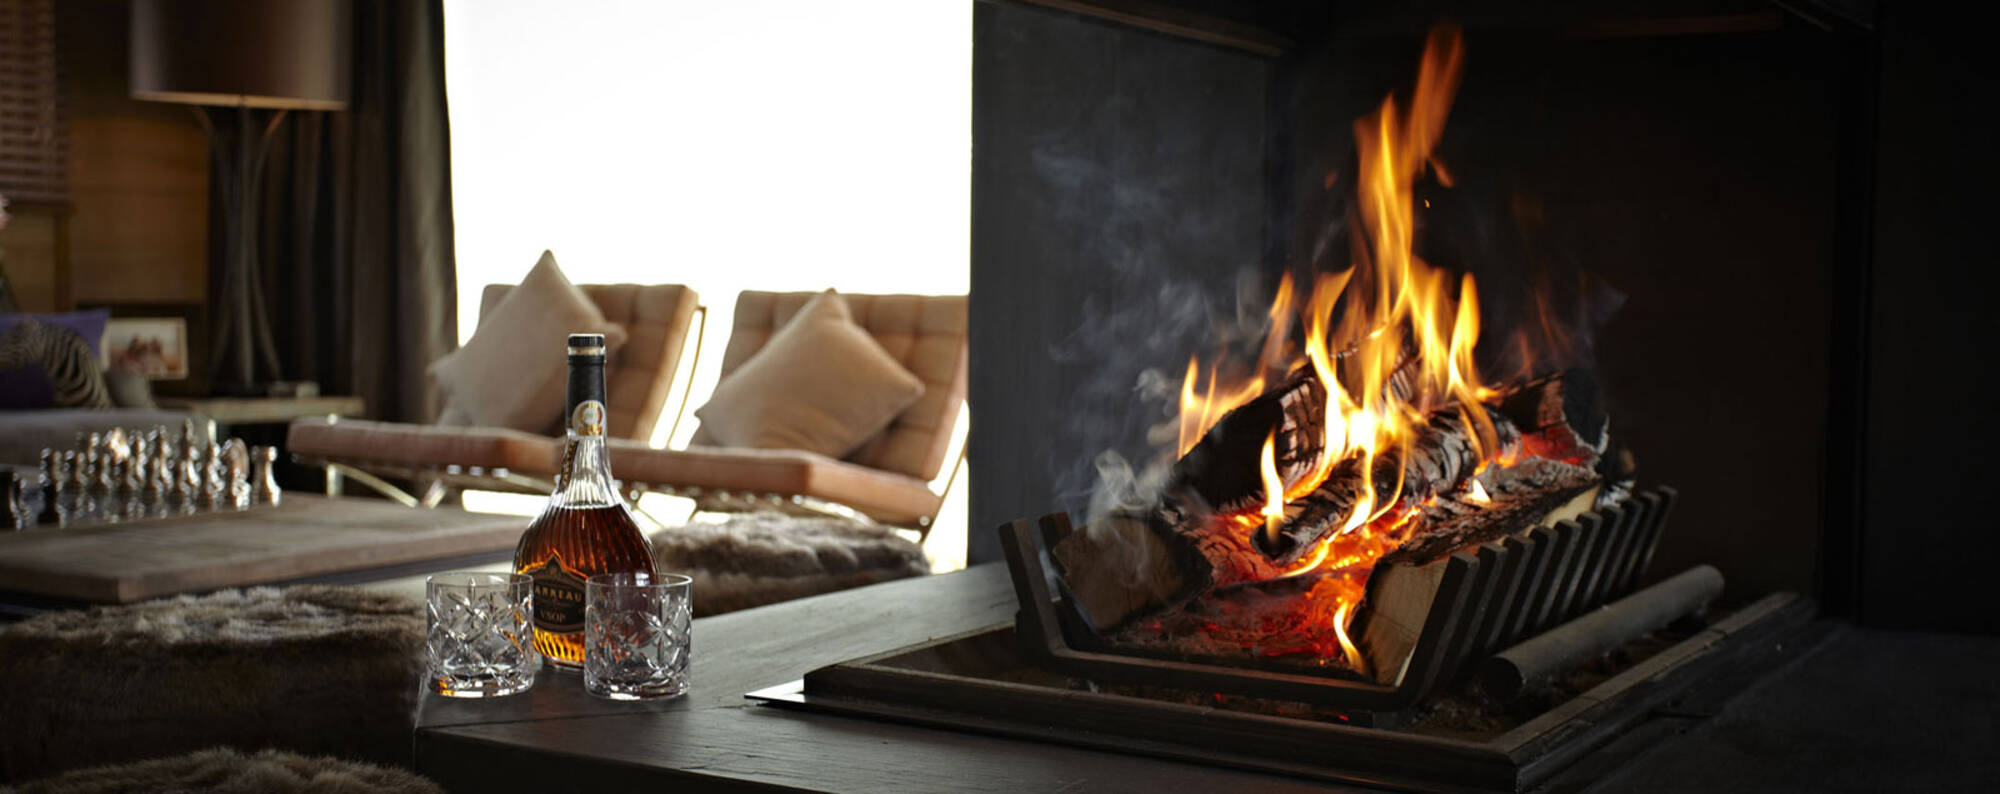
0;587;425;783
0;748;442;794
650;512;930;616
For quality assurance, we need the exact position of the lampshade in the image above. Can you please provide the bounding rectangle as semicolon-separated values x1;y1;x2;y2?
130;0;351;111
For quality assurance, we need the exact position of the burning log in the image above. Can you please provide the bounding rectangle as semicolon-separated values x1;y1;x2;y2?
1166;359;1423;518
1168;369;1604;569
1250;409;1522;566
1050;510;1212;632
1383;456;1600;566
1167;369;1326;516
1496;368;1608;465
1110;456;1602;680
1054;372;1606;633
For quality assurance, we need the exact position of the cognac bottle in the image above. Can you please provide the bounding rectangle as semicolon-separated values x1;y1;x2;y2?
514;333;657;667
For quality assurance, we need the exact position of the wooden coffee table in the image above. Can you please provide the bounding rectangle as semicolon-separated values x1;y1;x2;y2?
0;495;524;617
412;568;1996;793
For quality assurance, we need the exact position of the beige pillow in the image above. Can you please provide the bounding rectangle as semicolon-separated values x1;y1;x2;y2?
695;290;925;459
428;251;626;433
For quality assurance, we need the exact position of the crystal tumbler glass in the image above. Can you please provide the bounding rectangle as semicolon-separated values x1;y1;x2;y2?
426;572;538;698
584;572;692;700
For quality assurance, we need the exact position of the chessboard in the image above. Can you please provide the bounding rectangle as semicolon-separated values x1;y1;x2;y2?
0;495;524;608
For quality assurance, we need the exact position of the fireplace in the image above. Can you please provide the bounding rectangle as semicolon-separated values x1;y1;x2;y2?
750;10;1855;787
959;0;1896;606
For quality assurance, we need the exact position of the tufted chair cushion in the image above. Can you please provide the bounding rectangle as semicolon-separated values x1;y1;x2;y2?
689;291;967;481
480;282;699;442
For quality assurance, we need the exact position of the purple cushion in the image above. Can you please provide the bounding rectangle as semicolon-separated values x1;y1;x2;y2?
0;317;111;410
1;309;109;358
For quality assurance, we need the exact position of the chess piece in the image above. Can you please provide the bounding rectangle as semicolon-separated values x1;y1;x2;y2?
197;444;224;509
153;434;177;479
121;437;146;491
178;444;200;504
35;449;61;525
59;450;89;526
80;433;103;489
92;441;121;522
118;457;146;521
104;427;130;463
3;471;21;530
252;446;283;506
224;439;252;509
141;452;170;518
164;451;193;514
180;422;203;488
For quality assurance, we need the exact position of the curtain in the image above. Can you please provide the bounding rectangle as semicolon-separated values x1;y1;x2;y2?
245;0;456;424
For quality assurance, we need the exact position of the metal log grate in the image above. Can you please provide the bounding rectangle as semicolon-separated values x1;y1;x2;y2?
1000;486;1679;714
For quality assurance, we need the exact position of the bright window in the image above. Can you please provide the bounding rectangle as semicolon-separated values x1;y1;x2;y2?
443;0;971;569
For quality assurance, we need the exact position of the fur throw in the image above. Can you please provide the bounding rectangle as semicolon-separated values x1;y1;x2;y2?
0;748;441;794
0;588;425;783
650;512;929;616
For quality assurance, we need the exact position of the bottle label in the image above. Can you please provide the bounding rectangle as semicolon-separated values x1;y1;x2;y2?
570;400;606;437
522;553;587;633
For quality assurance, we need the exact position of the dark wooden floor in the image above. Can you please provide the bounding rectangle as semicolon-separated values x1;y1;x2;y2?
416;565;2000;792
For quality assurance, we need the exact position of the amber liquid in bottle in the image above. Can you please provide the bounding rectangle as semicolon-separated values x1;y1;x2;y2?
514;333;656;668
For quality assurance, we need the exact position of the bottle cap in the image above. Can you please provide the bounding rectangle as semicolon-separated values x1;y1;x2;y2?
566;333;607;357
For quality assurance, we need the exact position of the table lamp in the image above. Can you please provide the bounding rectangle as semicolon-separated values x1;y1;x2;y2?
130;0;351;395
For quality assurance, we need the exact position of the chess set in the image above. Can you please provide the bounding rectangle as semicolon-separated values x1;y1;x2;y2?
4;420;283;530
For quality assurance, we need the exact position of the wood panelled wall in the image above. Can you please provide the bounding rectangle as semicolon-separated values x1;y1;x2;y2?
4;0;207;313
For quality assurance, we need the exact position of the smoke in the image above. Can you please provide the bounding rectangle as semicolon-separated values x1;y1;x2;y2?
1020;88;1275;525
1051;270;1282;526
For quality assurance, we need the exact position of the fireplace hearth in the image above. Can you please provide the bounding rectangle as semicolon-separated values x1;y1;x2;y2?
761;474;1798;790
754;579;1815;792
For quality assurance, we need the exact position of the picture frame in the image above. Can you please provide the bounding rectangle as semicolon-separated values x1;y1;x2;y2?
81;302;208;397
103;317;188;379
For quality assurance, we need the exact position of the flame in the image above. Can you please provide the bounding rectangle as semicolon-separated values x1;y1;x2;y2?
1169;26;1501;669
1332;602;1365;672
1257;431;1286;539
1466;478;1492;504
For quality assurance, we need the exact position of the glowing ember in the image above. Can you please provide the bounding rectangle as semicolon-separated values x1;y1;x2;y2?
1466;479;1492;504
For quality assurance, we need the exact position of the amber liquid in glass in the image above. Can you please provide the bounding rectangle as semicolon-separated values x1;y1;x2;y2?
514;335;656;668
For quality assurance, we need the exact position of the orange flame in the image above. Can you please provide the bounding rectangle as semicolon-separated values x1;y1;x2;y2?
1172;26;1496;668
1257;430;1286;539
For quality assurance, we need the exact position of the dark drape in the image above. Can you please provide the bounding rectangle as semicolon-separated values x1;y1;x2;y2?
243;0;456;424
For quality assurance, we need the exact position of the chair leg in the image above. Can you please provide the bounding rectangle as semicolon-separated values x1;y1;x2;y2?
631;500;674;530
622;486;689;530
418;478;452;509
323;462;421;508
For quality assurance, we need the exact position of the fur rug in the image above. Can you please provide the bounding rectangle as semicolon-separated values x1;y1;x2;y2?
0;588;425;783
651;512;930;616
0;748;440;794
